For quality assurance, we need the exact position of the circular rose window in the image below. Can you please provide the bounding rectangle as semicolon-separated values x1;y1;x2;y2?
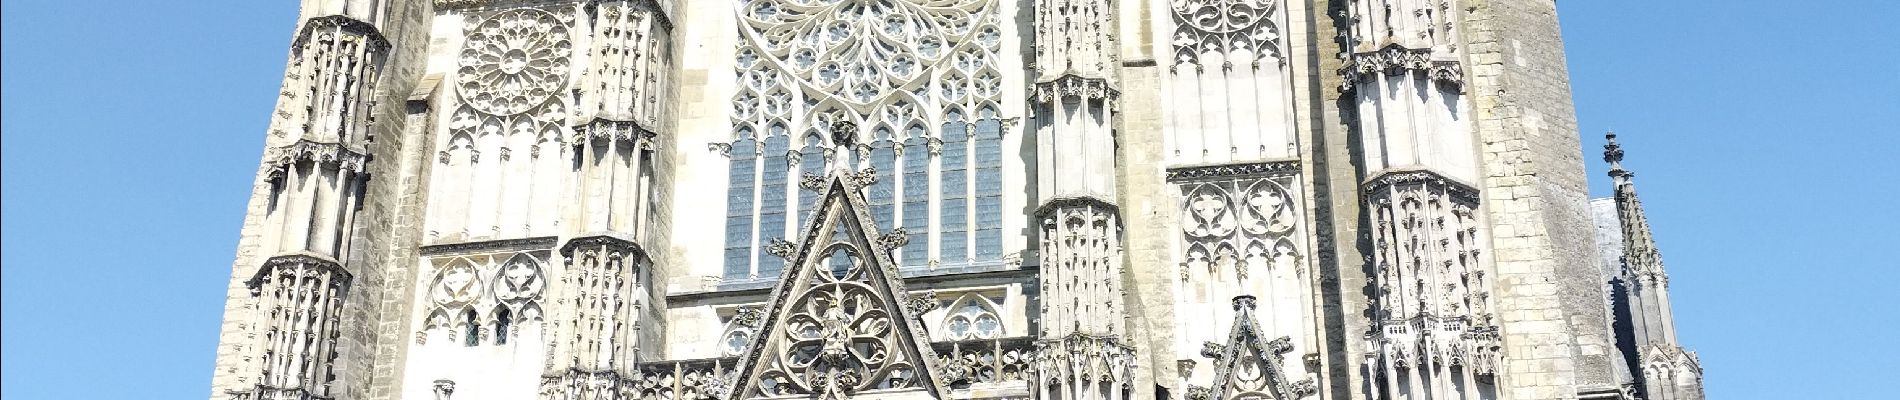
457;9;571;116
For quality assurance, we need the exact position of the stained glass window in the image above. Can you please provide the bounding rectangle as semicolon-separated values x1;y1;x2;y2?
723;138;757;278
722;0;1010;279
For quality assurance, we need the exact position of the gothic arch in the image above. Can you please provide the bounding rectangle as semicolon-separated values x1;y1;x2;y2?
942;293;1004;341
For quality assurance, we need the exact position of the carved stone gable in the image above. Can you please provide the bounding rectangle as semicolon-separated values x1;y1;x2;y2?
729;174;945;400
1202;296;1315;400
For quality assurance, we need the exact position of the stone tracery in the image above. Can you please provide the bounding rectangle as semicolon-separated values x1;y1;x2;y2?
457;8;572;116
723;0;1009;280
1171;0;1284;66
731;176;945;400
418;252;549;345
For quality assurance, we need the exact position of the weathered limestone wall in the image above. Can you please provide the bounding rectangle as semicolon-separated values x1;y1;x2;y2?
354;1;436;399
1461;0;1621;397
1298;0;1370;398
1117;40;1173;400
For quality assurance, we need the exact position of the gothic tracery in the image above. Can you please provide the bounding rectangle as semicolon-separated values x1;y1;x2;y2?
1171;0;1284;66
724;0;1009;280
733;177;944;400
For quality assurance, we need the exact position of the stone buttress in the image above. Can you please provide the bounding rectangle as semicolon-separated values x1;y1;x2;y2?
211;1;397;399
540;1;678;399
1337;0;1504;398
1031;1;1137;400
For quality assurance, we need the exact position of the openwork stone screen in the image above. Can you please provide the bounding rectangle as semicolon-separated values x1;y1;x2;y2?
722;0;1008;281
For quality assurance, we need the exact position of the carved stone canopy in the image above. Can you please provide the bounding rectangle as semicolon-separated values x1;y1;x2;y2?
727;173;947;400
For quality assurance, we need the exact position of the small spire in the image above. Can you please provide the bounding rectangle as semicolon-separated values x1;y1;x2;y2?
1606;131;1664;282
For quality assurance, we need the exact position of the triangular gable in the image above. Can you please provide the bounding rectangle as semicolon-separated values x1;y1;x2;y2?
1200;296;1314;400
728;173;944;400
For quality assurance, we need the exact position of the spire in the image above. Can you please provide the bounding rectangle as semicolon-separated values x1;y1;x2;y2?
1604;131;1663;281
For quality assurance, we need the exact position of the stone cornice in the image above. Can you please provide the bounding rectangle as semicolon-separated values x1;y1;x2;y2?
418;236;559;257
572;118;659;147
1340;44;1464;92
1360;168;1481;205
1165;159;1301;181
559;233;646;259
1030;74;1120;103
295;15;390;54
248;252;351;290
265;140;371;178
435;0;577;12
1036;196;1120;218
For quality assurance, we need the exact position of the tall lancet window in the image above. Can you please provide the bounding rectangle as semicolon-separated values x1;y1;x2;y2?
756;132;790;278
867;128;899;232
901;128;932;266
796;134;825;228
973;107;1004;259
940;110;971;263
720;0;1013;281
723;136;757;277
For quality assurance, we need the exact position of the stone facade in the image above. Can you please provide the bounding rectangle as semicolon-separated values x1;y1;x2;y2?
208;1;1704;400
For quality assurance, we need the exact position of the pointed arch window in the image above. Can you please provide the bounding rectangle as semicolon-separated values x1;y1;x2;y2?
463;309;480;347
974;107;1005;259
494;308;512;345
940;111;971;263
867;128;899;232
723;137;757;278
901;129;932;266
756;132;791;278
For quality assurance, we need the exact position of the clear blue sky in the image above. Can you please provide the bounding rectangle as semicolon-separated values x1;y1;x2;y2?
3;1;1894;399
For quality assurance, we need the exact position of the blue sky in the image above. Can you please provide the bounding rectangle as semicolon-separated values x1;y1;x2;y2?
3;1;1894;399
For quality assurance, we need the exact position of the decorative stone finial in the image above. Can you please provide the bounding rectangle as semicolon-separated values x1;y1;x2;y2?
766;238;798;260
1201;342;1227;359
433;379;456;400
1231;295;1258;311
1604;131;1633;183
877;228;910;250
733;306;766;329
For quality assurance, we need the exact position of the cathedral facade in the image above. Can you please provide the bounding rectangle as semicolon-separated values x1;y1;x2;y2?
206;1;1703;400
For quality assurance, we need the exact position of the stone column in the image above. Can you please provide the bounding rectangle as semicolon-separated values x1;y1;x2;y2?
541;2;675;399
1031;1;1136;400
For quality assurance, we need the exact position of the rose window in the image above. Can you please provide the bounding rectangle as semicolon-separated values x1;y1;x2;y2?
457;9;571;116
